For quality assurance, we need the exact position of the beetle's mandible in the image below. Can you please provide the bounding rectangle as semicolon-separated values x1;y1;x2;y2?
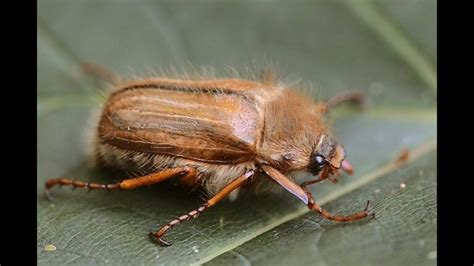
45;69;373;246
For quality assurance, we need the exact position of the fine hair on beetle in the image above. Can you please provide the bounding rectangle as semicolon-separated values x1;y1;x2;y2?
91;65;319;190
46;63;372;246
85;64;323;195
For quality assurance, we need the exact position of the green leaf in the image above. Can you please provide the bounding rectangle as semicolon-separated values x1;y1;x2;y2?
38;0;436;265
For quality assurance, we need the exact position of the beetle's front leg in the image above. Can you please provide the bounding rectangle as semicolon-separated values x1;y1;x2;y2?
262;165;373;222
300;178;325;189
305;190;373;222
150;169;255;246
301;168;341;189
300;172;330;190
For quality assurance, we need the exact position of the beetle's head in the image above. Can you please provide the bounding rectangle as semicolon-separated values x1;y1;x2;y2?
308;134;353;178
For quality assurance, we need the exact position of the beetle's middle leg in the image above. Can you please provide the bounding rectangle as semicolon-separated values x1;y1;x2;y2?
44;166;196;201
149;169;255;246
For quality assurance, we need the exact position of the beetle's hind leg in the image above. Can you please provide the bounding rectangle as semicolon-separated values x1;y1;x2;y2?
149;169;255;246
44;166;196;201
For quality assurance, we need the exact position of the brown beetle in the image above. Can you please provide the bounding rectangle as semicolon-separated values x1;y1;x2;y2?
45;72;372;246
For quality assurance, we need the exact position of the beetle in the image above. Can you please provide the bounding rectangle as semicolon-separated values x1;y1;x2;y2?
45;71;372;246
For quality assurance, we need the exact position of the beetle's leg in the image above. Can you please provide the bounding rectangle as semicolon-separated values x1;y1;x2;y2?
300;178;325;189
149;169;255;247
261;165;309;204
300;168;339;191
44;166;196;201
262;165;372;222
316;91;365;114
326;91;365;110
305;187;373;222
301;167;336;189
81;62;122;85
302;174;340;187
303;160;356;189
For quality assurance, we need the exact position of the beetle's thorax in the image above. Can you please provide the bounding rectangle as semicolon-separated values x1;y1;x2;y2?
256;89;327;173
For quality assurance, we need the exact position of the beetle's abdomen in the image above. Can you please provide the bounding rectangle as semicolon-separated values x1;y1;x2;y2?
98;81;262;164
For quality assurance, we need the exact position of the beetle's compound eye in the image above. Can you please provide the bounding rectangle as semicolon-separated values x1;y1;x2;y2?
309;154;327;175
